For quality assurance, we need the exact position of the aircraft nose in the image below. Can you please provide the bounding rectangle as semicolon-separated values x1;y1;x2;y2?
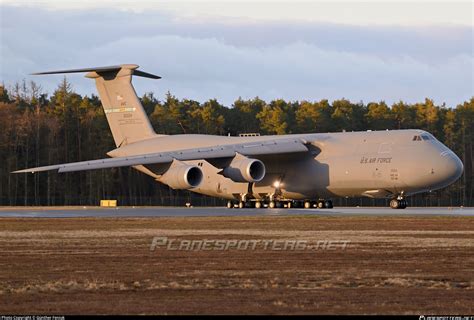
434;150;463;188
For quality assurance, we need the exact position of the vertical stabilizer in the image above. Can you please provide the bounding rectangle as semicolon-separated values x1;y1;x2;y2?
33;64;161;146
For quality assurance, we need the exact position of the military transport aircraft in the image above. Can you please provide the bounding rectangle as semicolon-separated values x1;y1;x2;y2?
13;64;464;209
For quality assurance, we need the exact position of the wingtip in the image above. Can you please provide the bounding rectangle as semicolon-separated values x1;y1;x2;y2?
11;169;30;174
11;168;42;174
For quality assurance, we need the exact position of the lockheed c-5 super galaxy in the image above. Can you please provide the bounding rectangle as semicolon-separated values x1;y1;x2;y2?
13;64;464;209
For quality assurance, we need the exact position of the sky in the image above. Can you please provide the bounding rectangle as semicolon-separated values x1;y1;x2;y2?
0;0;473;107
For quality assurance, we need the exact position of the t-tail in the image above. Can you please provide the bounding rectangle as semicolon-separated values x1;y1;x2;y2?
32;64;162;147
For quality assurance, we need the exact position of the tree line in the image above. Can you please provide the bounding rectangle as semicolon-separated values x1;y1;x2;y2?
0;79;472;207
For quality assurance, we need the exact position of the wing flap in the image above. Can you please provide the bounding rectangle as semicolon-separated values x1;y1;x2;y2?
237;139;308;156
12;138;308;174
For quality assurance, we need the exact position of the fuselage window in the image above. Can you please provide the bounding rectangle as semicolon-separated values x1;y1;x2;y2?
412;135;422;141
421;135;430;141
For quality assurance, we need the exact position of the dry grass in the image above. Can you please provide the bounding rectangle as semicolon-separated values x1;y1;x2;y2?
0;216;473;314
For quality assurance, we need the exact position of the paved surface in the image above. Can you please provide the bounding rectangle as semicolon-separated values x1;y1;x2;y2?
0;206;472;217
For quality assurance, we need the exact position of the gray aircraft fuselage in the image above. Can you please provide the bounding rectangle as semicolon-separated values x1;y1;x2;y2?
108;129;463;201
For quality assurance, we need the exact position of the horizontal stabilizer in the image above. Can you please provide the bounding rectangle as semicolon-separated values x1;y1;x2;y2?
31;64;161;79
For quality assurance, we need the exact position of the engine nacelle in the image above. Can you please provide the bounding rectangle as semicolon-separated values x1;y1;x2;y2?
223;157;266;183
160;163;203;189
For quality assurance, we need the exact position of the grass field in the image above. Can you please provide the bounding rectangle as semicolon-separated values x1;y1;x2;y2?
0;215;473;314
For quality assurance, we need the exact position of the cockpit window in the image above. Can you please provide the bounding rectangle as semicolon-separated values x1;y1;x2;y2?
413;134;433;141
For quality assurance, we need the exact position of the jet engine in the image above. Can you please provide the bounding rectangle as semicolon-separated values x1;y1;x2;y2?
223;156;266;183
159;163;203;189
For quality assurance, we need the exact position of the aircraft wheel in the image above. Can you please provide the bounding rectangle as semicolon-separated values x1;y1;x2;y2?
238;201;244;209
304;201;311;209
227;201;233;209
325;200;333;209
269;201;276;209
399;199;407;209
287;201;292;209
390;199;399;209
317;200;325;209
390;198;408;209
255;201;262;209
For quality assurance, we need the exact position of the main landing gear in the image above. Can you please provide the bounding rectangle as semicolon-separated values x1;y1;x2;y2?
226;199;333;209
320;200;333;209
304;199;333;209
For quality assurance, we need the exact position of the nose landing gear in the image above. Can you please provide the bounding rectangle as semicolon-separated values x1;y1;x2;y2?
390;198;407;209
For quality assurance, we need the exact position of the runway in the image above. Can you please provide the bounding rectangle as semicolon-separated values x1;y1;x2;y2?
0;206;472;217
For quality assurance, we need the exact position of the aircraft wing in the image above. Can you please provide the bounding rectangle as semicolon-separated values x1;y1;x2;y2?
12;138;308;174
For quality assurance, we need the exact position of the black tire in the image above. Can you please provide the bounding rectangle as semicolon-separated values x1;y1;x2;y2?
400;199;407;209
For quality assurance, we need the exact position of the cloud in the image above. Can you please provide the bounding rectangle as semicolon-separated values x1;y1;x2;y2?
1;5;472;106
3;0;473;26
